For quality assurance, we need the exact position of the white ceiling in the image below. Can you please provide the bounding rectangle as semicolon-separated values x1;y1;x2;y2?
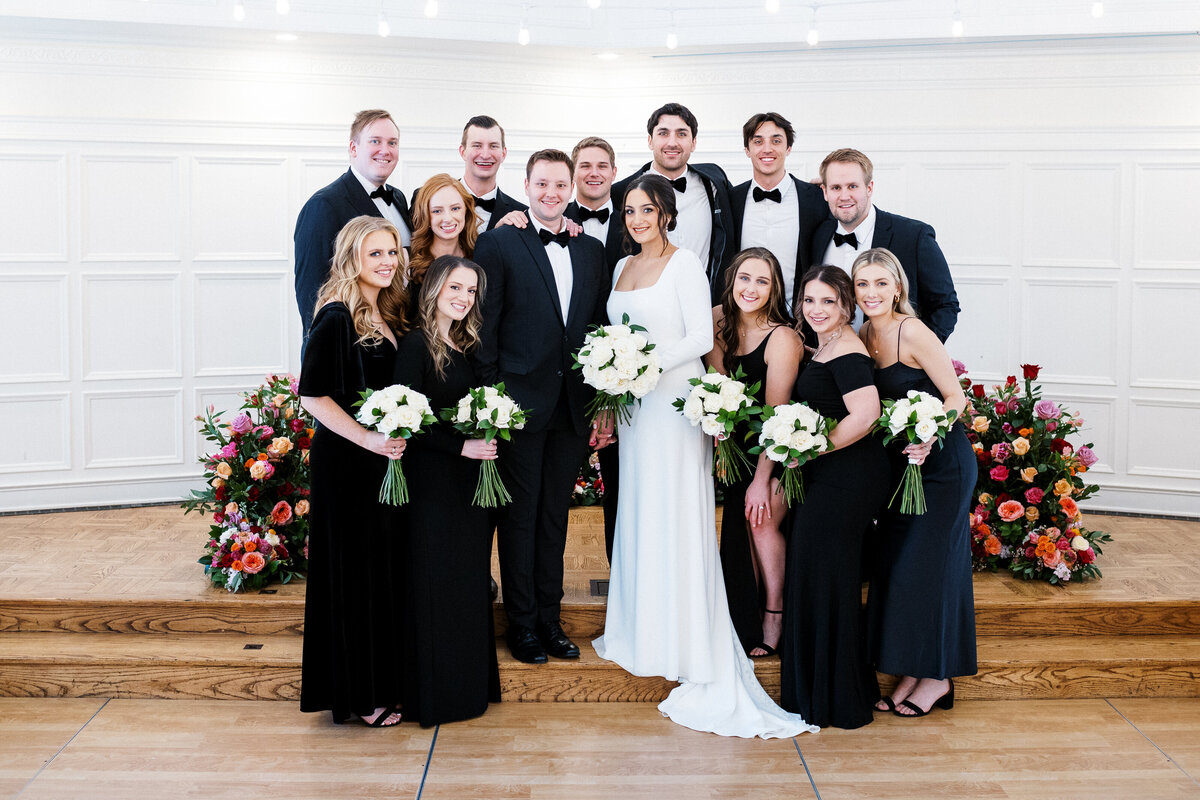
2;0;1198;55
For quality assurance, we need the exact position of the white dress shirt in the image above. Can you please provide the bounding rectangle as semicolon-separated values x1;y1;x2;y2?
740;176;800;304
821;204;877;330
578;199;613;246
650;166;711;269
529;216;573;321
350;165;411;246
462;180;495;233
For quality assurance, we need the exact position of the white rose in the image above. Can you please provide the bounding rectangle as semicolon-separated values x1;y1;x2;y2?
789;430;814;452
888;416;908;436
377;394;399;413
702;392;722;414
603;324;631;338
455;399;471;424
718;380;744;400
630;371;658;398
493;405;512;427
700;416;723;436
683;395;704;422
394;406;422;432
628;333;648;350
1071;535;1089;551
589;339;615;366
377;410;401;435
914;418;938;442
720;394;743;413
812;434;828;451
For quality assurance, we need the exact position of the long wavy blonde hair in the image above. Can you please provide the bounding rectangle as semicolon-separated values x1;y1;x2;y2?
406;174;478;289
415;255;487;379
851;247;917;317
314;216;409;344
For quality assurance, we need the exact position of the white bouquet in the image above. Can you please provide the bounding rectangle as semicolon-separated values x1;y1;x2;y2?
874;389;958;515
672;366;762;485
441;383;528;507
354;384;436;505
574;313;662;425
750;402;836;506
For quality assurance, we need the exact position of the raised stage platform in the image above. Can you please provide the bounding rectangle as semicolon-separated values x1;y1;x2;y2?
0;506;1197;703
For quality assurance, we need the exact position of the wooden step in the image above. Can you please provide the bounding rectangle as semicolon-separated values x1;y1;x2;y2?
3;632;1198;702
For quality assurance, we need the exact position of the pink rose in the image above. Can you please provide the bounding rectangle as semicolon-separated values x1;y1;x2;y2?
1056;537;1071;551
218;442;237;459
290;418;305;432
1034;399;1062;420
990;443;1012;463
255;425;274;440
997;500;1025;522
1042;549;1063;568
1045;421;1057;432
1024;487;1045;504
1007;398;1020;412
1077;445;1099;467
231;413;254;435
989;465;1009;482
952;360;967;377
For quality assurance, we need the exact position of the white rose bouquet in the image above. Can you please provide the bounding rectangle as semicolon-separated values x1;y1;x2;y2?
749;402;836;506
874;389;959;515
573;313;662;425
441;382;528;507
672;366;763;485
354;384;436;505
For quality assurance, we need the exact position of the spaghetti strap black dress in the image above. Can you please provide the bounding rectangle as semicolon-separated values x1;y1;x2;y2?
780;352;888;729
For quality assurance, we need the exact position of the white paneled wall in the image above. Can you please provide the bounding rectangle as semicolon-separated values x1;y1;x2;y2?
0;27;1197;515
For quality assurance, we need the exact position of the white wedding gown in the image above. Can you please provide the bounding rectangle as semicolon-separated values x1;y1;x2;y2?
593;249;818;739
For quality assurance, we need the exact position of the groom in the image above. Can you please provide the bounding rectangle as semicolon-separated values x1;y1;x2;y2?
474;149;611;664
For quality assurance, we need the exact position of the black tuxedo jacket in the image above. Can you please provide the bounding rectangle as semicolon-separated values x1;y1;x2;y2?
810;207;960;343
293;168;412;334
473;223;609;436
611;161;735;295
730;174;830;312
564;200;625;275
483;187;529;231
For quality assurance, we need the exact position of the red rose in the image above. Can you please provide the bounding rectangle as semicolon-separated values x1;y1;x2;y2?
1024;487;1044;504
1024;546;1037;559
1021;364;1041;380
213;511;225;524
1056;538;1071;551
989;465;1009;482
971;384;986;399
250;524;262;534
994;402;1008;416
215;485;229;502
1006;375;1017;386
1079;548;1096;564
219;554;233;568
297;435;311;449
290;418;305;432
1050;439;1070;454
997;492;1011;504
275;545;289;560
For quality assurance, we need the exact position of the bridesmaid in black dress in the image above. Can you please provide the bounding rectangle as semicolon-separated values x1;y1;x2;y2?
853;247;977;717
299;215;410;727
780;265;889;730
705;248;802;657
395;255;501;726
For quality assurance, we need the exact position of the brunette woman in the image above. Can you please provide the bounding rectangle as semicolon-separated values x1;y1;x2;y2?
395;254;501;726
705;247;802;658
299;215;410;727
853;247;976;718
779;265;888;730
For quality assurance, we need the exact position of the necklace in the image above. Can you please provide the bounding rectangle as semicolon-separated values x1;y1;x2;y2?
814;328;842;360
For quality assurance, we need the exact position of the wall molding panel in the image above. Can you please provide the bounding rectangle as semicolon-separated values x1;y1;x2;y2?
1;28;1197;515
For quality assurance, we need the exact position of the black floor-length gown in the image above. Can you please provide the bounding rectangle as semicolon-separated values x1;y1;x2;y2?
867;359;978;680
299;301;406;722
780;352;888;729
395;330;500;726
719;328;776;655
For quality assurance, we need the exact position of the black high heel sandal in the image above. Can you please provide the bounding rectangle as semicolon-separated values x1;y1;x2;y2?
894;680;954;718
749;609;783;658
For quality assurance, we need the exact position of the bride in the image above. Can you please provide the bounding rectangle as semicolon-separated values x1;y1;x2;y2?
592;174;817;738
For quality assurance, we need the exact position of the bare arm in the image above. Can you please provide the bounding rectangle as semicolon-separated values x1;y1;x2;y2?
300;395;404;460
745;328;802;526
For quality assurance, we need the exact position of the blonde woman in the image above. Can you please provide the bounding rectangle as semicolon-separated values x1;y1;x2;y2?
299;215;410;727
853;247;976;718
395;255;500;726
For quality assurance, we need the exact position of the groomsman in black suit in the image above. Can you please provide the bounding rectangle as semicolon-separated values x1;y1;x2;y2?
810;148;960;342
474;149;610;664
458;115;528;233
610;102;735;296
293;109;412;335
564;136;622;564
730;112;830;314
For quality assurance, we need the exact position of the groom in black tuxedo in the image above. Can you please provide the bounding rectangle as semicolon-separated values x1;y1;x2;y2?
474;149;610;664
610;102;735;296
293;109;412;336
458;115;528;233
809;148;960;342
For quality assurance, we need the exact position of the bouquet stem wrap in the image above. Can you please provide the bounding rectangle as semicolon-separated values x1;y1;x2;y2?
354;384;437;507
442;383;528;508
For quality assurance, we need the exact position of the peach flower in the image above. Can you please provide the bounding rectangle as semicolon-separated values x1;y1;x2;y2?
210;477;225;488
1020;467;1037;483
1059;496;1080;518
997;500;1025;522
268;437;293;458
984;536;1002;555
295;499;310;517
971;416;989;433
242;551;266;574
224;502;239;515
977;493;993;506
1054;479;1073;496
1011;437;1030;456
271;501;293;526
1025;506;1040;522
1042;548;1063;568
215;462;233;479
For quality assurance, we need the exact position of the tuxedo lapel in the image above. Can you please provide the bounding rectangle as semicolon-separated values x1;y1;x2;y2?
339;169;383;219
871;207;893;249
517;225;565;327
563;238;594;329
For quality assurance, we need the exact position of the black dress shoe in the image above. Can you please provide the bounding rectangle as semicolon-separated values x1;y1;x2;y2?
537;620;580;659
507;624;548;664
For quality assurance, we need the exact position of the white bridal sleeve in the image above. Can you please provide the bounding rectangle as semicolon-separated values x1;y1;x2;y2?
654;251;715;373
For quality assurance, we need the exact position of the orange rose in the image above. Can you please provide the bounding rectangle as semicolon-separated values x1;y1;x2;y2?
1054;479;1072;496
1035;535;1056;559
997;500;1025;522
977;493;993;506
244;458;256;470
1011;437;1030;456
984;535;1002;555
224;502;239;514
256;453;269;461
215;462;233;479
271;500;293;526
273;393;288;407
1059;496;1080;518
295;499;310;517
230;559;244;572
1018;427;1033;437
244;541;258;552
284;407;295;419
972;416;989;433
1020;467;1037;483
1025;506;1040;522
306;428;315;437
210;477;225;488
242;551;266;574
231;542;243;553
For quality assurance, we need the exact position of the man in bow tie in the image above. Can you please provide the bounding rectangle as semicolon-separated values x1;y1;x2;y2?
610;103;735;299
459;115;529;233
809;148;959;341
474;149;611;666
730;112;830;313
293;109;413;336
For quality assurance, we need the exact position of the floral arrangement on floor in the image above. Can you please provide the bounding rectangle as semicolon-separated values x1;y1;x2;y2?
571;451;605;507
958;362;1111;584
184;374;313;592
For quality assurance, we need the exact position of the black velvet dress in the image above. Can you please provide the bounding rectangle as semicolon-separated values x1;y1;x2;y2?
299;302;406;723
718;328;776;655
780;352;888;730
395;330;500;726
867;360;978;680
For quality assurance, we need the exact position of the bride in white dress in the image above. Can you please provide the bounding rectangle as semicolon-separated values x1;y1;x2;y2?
592;174;817;739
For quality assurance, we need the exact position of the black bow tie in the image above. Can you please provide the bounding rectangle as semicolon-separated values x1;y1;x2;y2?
833;231;859;249
538;227;571;247
369;186;394;207
576;206;610;224
473;195;496;213
753;187;782;203
666;175;687;193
